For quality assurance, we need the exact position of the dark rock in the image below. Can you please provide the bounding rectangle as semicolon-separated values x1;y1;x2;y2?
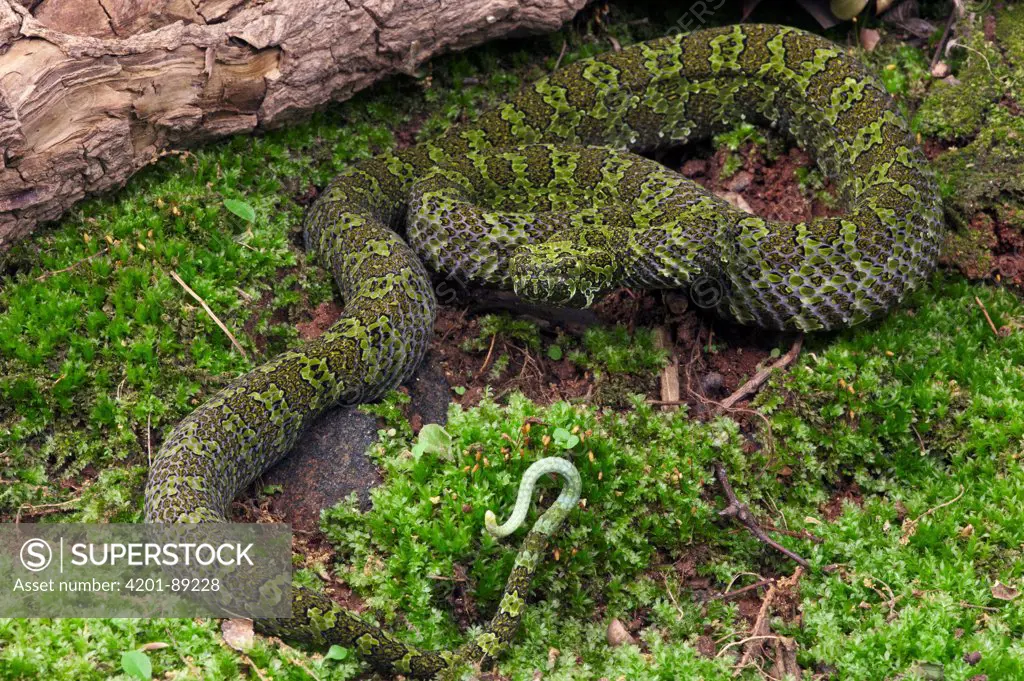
263;353;450;531
727;170;754;193
701;371;726;396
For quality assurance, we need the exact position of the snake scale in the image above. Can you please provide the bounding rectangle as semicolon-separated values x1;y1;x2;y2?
145;24;942;678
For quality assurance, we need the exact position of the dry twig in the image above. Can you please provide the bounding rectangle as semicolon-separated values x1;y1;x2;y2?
552;39;569;71
736;568;803;673
475;333;498;379
720;335;803;410
35;247;109;282
975;296;1001;337
930;6;959;70
169;270;249;360
655;326;681;409
16;497;81;523
900;484;966;544
713;462;810;569
716;577;775;601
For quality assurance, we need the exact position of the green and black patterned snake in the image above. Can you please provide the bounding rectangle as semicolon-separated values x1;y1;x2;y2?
145;24;941;678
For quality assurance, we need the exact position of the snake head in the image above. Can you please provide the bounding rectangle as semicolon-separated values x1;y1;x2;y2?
509;240;620;308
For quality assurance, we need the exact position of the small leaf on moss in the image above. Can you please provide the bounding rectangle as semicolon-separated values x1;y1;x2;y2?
325;645;350;661
992;582;1019;601
411;423;452;459
223;199;256;223
121;651;152;680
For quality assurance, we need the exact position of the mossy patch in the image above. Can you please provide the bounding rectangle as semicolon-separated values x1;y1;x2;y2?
915;5;1024;279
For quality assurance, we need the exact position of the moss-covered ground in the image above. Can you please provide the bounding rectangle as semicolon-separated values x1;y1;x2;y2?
1;3;1022;680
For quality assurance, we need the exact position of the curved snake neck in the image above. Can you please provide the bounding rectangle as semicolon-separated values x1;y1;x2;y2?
145;24;941;679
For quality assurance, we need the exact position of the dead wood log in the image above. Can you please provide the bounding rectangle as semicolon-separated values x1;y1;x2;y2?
0;0;588;248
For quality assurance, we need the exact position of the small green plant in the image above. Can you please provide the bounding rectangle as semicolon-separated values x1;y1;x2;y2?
488;353;510;381
120;651;152;680
568;326;667;377
222;198;256;223
410;423;453;459
872;44;931;97
713;122;767;152
714;122;766;180
461;314;541;353
359;390;413;436
719;153;743;179
551;426;580;450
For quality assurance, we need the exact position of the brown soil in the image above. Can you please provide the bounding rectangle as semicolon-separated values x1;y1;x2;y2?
296;300;345;340
230;495;368;614
820;481;866;521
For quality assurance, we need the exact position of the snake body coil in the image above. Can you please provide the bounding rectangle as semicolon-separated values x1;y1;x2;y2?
145;25;941;678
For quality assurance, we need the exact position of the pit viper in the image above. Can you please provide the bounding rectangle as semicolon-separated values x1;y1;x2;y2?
145;24;942;679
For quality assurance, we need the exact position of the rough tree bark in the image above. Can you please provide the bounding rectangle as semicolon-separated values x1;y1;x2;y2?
0;0;587;248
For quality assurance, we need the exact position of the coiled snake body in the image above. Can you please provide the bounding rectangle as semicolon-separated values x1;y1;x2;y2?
145;25;941;678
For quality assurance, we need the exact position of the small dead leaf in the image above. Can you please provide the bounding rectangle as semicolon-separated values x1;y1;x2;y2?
860;28;881;51
715;190;753;214
140;642;170;652
547;647;561;669
900;518;917;545
222;618;254;651
991;582;1019;601
606;618;637;648
908;662;945;680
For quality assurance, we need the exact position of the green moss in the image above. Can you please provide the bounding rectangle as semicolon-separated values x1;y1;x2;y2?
912;4;1024;275
0;18;654;522
461;314;542;353
932;91;1024;219
568;326;667;376
915;76;995;141
566;326;667;407
939;212;997;278
870;43;932;100
913;18;999;143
